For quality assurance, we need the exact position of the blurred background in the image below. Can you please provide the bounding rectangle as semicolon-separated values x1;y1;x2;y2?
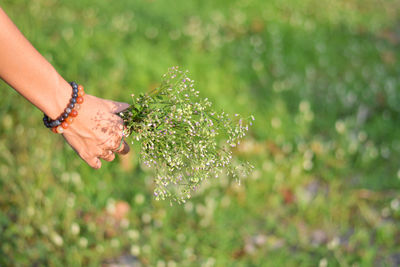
1;0;400;266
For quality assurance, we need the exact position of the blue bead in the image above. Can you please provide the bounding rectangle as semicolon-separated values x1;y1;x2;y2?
70;81;78;89
73;88;78;94
65;108;71;114
68;103;75;109
72;93;78;98
70;98;77;104
50;120;61;127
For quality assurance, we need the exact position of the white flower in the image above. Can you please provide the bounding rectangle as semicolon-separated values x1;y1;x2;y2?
134;194;145;205
51;232;63;246
79;237;88;248
71;223;80;235
119;67;253;203
130;245;140;256
128;229;140;241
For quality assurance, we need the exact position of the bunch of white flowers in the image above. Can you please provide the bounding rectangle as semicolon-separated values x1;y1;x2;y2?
119;67;254;203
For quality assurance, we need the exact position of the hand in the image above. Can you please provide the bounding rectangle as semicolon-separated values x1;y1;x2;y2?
62;94;130;169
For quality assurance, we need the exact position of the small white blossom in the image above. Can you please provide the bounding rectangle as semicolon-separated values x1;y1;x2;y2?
70;223;80;235
51;232;63;247
79;237;88;248
119;67;253;203
130;245;140;256
128;229;140;241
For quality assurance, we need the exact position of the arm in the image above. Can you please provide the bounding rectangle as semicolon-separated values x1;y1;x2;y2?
0;7;130;168
0;7;71;118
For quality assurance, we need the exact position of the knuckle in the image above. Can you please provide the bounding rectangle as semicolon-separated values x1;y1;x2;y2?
105;155;115;162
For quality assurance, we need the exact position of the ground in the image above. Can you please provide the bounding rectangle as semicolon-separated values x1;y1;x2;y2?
0;0;400;266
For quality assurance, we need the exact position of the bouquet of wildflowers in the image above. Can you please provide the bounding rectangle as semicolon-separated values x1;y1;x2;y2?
119;67;254;203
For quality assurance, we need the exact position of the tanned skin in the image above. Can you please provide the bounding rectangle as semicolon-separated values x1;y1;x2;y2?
0;7;130;168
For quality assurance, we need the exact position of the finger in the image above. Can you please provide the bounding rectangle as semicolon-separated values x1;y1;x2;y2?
84;156;102;169
114;140;130;155
63;134;102;169
113;116;125;131
101;121;126;150
104;100;130;114
100;151;116;162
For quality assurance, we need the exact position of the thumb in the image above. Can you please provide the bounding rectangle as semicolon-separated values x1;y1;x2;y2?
104;100;130;114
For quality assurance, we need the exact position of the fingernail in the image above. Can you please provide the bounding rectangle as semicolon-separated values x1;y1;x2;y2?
95;159;101;169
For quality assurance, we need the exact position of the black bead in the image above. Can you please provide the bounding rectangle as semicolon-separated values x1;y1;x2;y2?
43;82;82;130
70;81;78;89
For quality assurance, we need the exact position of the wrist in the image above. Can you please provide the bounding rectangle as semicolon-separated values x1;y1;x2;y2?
45;76;73;120
43;81;85;133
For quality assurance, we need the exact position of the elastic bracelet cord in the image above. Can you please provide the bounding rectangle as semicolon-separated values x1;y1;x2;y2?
43;81;85;134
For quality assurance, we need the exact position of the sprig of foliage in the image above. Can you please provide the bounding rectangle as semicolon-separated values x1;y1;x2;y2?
119;67;254;203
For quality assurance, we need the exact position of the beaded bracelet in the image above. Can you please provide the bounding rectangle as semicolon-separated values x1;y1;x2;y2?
43;81;85;134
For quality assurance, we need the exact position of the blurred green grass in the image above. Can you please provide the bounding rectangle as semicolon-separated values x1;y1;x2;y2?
1;0;400;266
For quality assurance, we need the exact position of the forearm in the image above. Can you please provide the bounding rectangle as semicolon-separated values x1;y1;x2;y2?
0;7;70;119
